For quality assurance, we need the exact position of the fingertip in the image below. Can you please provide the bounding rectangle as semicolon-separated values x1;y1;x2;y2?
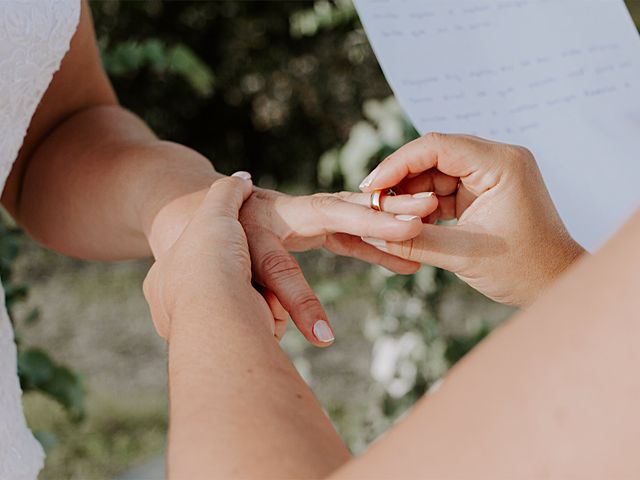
359;164;401;192
231;171;252;181
374;248;421;274
403;192;439;218
392;215;424;240
230;171;254;200
361;157;409;192
358;166;380;192
203;173;254;217
272;291;334;347
312;319;335;346
396;261;421;275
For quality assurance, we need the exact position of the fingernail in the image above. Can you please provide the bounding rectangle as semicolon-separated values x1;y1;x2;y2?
359;166;379;191
313;320;335;343
361;237;388;252
232;171;252;180
395;214;420;222
413;192;435;199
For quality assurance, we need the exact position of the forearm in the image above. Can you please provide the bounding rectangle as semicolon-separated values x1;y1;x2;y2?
331;210;640;479
14;105;221;260
167;286;350;479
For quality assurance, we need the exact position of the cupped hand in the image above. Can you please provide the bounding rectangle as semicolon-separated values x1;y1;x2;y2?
143;174;283;341
359;133;586;306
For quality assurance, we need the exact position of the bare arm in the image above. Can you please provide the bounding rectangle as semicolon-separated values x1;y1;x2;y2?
2;0;219;260
143;176;351;479
168;284;351;479
331;209;640;479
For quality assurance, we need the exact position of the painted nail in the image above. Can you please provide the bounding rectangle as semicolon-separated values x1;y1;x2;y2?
395;214;420;222
361;237;388;252
232;171;252;180
413;192;435;199
313;320;335;343
359;166;380;191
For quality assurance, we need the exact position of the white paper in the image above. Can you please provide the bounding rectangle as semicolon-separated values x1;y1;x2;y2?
355;0;640;250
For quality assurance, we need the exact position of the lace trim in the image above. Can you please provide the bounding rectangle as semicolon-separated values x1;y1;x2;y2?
0;0;81;190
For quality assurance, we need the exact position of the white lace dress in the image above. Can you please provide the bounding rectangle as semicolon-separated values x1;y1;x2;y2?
0;1;80;478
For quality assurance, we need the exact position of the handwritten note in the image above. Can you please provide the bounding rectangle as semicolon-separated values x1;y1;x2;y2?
355;0;640;250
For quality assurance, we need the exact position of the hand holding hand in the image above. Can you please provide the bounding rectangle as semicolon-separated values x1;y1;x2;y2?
240;187;438;345
360;133;585;306
146;175;439;345
143;173;278;341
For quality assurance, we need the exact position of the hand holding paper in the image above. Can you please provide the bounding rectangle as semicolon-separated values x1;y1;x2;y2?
355;0;640;250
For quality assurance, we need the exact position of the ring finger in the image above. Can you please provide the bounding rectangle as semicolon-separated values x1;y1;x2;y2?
335;191;439;218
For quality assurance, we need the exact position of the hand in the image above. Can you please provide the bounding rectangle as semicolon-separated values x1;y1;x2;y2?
143;173;280;341
147;175;439;346
240;187;438;346
359;133;586;306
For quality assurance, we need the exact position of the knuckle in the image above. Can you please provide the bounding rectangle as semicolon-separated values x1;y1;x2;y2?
291;292;321;310
507;145;536;171
423;131;445;144
333;191;352;201
210;176;235;193
310;193;341;211
513;144;534;159
259;250;300;281
221;176;238;187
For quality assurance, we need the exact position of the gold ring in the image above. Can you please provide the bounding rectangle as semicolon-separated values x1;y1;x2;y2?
370;190;383;211
370;189;396;212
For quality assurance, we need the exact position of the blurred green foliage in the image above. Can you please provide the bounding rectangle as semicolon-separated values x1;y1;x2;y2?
102;39;215;97
19;349;85;422
290;0;356;38
90;0;391;188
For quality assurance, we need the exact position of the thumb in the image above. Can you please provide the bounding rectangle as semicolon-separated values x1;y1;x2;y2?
362;223;506;273
199;172;253;220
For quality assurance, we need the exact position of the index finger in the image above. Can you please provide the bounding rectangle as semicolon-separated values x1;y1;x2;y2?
359;133;496;195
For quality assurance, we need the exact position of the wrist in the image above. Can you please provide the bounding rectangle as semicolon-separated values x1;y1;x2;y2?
168;279;269;338
523;236;586;306
131;141;221;255
551;236;586;278
146;269;256;340
147;188;210;257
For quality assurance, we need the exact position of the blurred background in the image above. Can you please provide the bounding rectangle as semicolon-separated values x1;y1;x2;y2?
4;1;639;478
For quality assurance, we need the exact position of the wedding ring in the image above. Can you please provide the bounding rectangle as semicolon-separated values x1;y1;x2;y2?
370;189;396;212
370;190;383;211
